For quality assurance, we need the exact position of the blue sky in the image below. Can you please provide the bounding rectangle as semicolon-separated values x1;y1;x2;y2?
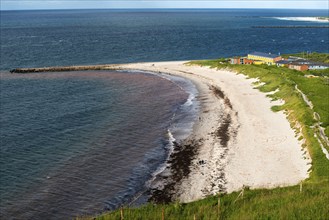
1;0;328;10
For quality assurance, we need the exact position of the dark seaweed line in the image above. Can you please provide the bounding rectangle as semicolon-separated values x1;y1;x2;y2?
150;86;234;203
215;115;231;148
210;85;233;110
149;139;203;204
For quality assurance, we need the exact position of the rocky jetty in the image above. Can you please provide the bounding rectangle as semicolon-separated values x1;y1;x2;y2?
10;64;121;73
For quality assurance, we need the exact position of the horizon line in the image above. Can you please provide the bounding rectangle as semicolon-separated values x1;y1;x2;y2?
1;8;328;11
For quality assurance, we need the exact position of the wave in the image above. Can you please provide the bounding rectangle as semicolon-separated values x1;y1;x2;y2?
121;69;199;141
114;69;200;206
272;17;329;23
146;129;176;185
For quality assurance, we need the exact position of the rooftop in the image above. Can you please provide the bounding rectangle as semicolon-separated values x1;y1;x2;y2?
276;59;329;67
276;60;291;64
308;62;329;67
289;62;309;66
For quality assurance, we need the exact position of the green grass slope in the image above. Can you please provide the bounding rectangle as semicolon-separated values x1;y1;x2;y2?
87;182;329;220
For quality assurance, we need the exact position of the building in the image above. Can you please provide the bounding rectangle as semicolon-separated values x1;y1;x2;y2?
247;52;282;65
253;60;266;65
230;52;328;71
288;63;309;71
230;57;254;65
307;63;329;70
276;60;290;67
230;57;240;64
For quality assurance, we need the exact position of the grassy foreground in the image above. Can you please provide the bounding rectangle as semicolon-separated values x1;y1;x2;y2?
84;54;329;220
90;182;328;220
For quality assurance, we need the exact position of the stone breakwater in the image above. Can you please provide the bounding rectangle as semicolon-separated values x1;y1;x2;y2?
10;64;121;73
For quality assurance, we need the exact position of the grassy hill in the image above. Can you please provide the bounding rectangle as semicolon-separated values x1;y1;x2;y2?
82;54;329;220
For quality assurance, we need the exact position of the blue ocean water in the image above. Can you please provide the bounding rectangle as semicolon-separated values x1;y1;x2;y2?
1;9;328;70
0;71;198;219
0;9;328;219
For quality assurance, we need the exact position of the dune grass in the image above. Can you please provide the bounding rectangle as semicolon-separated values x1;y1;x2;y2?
84;56;329;220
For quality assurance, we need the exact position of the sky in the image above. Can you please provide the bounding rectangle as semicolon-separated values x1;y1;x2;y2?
1;0;328;10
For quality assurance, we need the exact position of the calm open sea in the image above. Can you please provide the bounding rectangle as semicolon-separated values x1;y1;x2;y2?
0;9;328;219
1;9;329;70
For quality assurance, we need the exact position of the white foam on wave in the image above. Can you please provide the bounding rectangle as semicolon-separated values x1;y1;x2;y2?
149;130;175;177
183;92;195;107
272;17;329;23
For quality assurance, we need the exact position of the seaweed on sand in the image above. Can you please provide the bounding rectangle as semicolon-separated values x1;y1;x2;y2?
149;139;203;204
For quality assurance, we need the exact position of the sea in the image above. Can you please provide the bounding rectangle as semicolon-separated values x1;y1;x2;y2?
0;9;328;219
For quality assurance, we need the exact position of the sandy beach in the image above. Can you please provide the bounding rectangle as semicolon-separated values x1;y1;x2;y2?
114;61;311;203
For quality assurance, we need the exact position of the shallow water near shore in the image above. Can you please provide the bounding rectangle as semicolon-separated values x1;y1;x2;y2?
0;70;198;219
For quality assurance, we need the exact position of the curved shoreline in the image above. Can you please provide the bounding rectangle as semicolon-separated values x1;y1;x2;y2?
10;61;312;203
112;61;311;202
